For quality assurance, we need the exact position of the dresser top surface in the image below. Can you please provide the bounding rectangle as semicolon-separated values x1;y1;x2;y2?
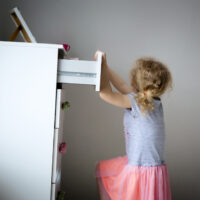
0;41;63;49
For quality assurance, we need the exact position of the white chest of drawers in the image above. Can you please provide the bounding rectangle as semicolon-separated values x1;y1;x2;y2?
0;41;101;200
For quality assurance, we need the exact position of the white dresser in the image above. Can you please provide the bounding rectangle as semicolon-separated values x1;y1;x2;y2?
0;41;102;200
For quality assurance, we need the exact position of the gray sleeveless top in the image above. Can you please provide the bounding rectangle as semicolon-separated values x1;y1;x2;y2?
123;91;165;166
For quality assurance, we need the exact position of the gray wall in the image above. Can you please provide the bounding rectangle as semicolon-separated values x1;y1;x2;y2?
1;0;200;199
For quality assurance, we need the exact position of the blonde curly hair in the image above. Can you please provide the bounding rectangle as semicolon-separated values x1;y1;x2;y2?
130;56;172;114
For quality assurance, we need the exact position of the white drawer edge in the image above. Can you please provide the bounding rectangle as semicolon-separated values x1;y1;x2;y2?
51;181;61;200
55;89;61;129
57;75;96;85
51;183;56;200
52;129;59;183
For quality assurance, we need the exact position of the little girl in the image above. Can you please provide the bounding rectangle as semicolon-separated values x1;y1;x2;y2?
94;51;172;200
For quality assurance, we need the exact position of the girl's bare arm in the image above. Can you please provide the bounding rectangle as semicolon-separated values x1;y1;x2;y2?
95;51;132;108
107;66;133;94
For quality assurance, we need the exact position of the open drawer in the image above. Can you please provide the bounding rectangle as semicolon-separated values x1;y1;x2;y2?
57;52;102;91
10;7;102;91
9;7;102;91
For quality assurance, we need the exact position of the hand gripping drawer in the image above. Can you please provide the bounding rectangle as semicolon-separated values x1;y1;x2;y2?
57;52;102;91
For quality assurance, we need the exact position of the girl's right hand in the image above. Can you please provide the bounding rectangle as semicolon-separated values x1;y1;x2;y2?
94;50;108;68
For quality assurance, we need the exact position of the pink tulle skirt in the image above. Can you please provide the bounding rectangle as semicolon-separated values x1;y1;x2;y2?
95;156;171;200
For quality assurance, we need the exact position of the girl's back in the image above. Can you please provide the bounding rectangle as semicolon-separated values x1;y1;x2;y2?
124;91;165;166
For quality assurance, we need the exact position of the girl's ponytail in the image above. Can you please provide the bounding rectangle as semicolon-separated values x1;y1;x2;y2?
135;90;155;114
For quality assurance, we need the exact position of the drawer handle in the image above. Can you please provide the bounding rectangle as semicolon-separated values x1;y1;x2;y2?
62;43;70;52
61;101;70;111
59;142;67;154
57;190;65;200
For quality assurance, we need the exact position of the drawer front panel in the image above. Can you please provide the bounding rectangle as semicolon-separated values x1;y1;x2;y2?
56;130;63;182
52;129;64;183
57;52;102;91
55;89;65;129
